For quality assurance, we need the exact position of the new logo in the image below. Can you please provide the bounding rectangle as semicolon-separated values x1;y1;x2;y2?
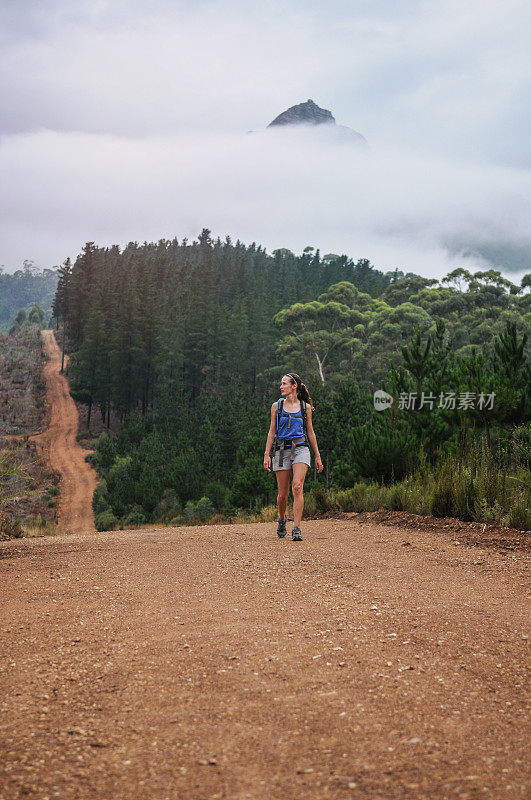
373;390;394;411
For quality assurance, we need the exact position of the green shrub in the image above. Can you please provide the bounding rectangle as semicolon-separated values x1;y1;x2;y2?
92;480;110;515
260;504;280;522
335;483;369;512
388;482;407;511
28;303;45;324
95;509;118;531
195;496;216;522
163;506;183;523
476;443;508;510
95;433;118;471
304;482;337;518
107;456;136;516
452;468;477;521
404;480;431;515
430;459;455;517
312;482;333;513
474;498;505;525
335;475;430;516
358;483;388;512
178;497;216;523
205;481;229;511
334;482;389;513
504;489;530;531
122;509;146;527
512;423;531;467
154;489;181;522
229;454;271;508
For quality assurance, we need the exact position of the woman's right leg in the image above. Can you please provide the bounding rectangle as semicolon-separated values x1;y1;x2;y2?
275;468;291;521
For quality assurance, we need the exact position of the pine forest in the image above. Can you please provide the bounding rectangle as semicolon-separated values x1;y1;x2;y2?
50;231;530;531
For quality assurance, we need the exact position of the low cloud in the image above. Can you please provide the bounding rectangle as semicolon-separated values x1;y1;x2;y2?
1;0;529;279
1;0;530;166
1;126;529;281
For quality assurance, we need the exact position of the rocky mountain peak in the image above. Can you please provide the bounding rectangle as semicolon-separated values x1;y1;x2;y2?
266;99;367;145
268;99;335;127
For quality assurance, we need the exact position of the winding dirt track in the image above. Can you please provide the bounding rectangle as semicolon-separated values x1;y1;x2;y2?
32;330;97;534
0;333;529;799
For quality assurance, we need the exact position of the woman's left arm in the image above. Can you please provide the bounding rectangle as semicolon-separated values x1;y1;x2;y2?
306;406;324;473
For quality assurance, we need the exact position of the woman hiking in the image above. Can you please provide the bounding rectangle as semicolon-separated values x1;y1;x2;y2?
263;373;323;541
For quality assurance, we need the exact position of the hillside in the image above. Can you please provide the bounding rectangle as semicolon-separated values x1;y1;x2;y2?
0;325;59;536
0;324;47;435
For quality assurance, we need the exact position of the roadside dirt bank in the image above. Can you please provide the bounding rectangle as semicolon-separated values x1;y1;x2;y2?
339;510;529;553
1;519;528;799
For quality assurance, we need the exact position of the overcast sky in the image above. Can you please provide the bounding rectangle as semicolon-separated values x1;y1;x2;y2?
1;0;530;280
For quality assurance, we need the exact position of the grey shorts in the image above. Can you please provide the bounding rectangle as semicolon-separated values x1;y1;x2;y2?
272;444;311;471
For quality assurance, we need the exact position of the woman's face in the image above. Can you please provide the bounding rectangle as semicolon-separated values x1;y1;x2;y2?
280;375;296;396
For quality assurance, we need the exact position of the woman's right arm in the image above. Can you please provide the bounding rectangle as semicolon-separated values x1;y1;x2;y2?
263;402;277;471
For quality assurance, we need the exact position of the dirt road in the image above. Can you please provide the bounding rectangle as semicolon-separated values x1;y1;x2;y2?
31;330;96;534
1;521;528;799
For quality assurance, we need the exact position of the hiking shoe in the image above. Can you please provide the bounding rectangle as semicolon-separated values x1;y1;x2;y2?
292;526;302;541
277;517;287;538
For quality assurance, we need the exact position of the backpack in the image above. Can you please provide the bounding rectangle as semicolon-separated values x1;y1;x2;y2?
271;397;308;454
276;397;307;434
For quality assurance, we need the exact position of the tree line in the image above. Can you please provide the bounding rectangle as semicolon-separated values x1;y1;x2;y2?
51;232;530;528
0;262;58;331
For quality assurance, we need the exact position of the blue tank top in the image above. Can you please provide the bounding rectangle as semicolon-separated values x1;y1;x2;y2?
276;399;305;440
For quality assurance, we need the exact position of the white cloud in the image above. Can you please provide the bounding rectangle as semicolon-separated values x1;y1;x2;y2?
0;0;529;277
1;0;530;163
1;126;529;281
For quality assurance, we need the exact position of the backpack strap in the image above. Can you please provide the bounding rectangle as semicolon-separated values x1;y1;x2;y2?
276;397;285;428
269;398;284;459
301;400;310;446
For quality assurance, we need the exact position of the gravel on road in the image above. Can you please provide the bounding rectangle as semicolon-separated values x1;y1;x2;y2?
1;520;529;800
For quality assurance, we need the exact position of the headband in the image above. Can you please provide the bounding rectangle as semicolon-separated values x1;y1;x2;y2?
287;373;301;387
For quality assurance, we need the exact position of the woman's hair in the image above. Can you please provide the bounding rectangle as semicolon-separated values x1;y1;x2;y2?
285;372;313;408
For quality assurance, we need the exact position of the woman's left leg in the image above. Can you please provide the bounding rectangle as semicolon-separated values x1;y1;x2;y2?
291;462;308;527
